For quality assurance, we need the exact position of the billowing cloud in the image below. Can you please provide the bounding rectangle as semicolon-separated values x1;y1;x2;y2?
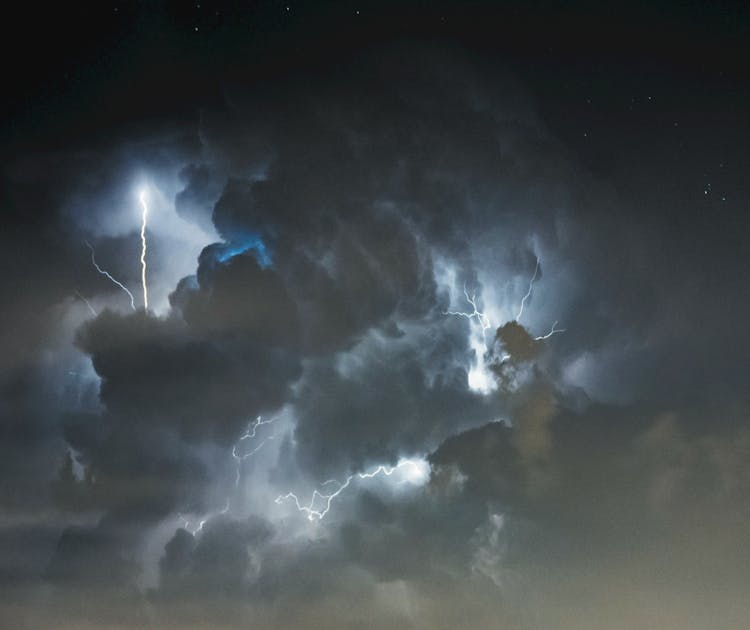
1;36;748;630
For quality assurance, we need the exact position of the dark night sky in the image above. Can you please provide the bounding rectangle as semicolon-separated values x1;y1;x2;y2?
1;2;749;629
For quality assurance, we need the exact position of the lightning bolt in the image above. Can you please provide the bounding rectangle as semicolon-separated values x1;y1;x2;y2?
85;241;136;310
515;257;540;322
443;285;492;337
443;282;496;392
232;415;278;488
275;458;429;522
138;190;149;310
177;499;230;535
74;291;98;317
175;416;277;536
535;320;566;340
443;261;564;394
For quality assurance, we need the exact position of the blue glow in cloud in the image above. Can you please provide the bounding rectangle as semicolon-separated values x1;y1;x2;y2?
216;234;272;268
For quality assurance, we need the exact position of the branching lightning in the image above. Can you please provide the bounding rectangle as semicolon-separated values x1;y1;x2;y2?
232;415;278;488
442;258;564;393
83;188;151;312
443;285;492;338
85;241;136;310
175;416;277;536
443;282;496;392
138;190;149;310
515;258;540;322
275;458;430;522
535;320;566;341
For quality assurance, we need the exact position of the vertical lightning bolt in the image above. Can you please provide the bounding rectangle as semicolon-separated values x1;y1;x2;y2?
85;241;136;310
515;257;540;322
138;190;149;310
275;459;429;522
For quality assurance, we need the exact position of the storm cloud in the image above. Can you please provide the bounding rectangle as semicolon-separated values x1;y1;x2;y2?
1;4;749;628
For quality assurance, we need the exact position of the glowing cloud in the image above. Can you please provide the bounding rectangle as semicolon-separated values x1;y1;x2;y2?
216;234;272;268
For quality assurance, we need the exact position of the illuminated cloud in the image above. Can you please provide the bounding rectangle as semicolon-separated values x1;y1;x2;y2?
1;19;748;630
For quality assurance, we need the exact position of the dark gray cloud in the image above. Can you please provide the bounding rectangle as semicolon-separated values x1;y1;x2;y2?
158;515;273;601
291;330;499;477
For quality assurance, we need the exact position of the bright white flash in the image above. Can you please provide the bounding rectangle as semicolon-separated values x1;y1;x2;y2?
275;458;430;522
444;258;563;394
138;189;149;310
444;284;495;392
85;241;136;310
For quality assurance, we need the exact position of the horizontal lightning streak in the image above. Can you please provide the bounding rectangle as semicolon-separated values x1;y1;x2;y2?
535;320;566;340
275;459;428;522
